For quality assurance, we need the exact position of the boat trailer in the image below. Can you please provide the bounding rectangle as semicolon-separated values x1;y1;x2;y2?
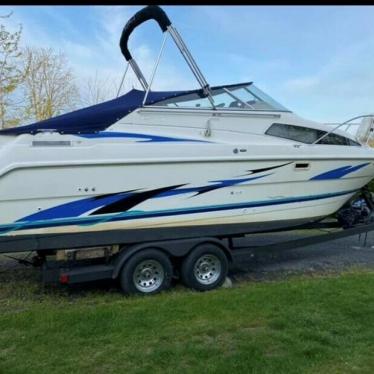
0;213;373;294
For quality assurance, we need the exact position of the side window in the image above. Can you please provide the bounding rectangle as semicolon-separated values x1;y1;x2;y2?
319;133;360;146
265;123;324;144
266;123;360;146
348;138;361;146
319;133;348;145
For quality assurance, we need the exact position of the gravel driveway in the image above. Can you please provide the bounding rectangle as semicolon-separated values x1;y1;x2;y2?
230;230;374;282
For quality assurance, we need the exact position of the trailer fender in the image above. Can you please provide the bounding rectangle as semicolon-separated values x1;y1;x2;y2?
112;237;231;279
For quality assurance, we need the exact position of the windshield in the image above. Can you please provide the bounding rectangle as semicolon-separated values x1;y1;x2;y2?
154;83;290;112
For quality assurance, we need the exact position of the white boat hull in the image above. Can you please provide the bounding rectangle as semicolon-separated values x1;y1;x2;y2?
1;5;373;239
0;134;373;236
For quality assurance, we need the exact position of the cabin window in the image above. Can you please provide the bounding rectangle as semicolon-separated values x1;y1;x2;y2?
266;123;360;146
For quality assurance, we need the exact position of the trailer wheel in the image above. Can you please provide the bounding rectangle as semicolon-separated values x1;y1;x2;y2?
119;249;173;295
181;243;228;291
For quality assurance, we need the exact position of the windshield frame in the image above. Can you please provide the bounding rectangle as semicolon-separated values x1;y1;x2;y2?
147;82;291;113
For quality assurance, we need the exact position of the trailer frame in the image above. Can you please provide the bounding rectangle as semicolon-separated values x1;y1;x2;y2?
36;219;374;288
2;213;374;294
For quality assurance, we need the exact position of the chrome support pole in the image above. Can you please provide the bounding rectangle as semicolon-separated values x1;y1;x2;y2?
169;27;209;90
142;32;168;107
172;31;206;86
167;25;215;109
124;22;216;107
116;62;130;98
129;59;149;91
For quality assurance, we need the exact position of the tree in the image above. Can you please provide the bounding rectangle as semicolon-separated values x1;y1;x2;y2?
0;12;24;128
21;47;79;121
80;70;118;107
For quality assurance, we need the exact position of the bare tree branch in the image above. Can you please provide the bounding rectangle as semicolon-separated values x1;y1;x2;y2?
80;71;118;107
0;13;24;128
21;47;79;122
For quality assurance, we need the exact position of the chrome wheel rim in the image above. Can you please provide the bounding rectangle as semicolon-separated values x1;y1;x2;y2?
133;259;164;293
193;254;221;285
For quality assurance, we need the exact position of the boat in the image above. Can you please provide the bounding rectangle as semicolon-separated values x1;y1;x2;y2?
0;5;373;238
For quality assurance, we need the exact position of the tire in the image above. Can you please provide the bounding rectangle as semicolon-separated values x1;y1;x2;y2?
181;243;228;292
119;249;173;296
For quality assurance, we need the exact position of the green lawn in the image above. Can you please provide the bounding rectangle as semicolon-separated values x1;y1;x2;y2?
0;269;374;374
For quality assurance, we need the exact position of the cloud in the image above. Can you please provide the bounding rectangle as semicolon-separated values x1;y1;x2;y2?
3;5;374;122
280;37;374;122
93;6;135;59
284;76;319;91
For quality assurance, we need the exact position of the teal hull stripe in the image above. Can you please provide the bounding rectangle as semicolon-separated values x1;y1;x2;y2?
0;188;358;234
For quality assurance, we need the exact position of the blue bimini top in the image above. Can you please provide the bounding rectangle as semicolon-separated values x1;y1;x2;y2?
0;89;191;136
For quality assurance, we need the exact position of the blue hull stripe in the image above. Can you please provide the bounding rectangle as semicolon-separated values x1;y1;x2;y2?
19;175;271;222
0;188;358;234
310;163;370;180
79;131;210;143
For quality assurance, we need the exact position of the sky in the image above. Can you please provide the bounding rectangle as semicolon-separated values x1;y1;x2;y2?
1;5;374;123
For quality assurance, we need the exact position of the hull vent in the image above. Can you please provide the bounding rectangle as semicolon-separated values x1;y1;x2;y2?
32;141;72;147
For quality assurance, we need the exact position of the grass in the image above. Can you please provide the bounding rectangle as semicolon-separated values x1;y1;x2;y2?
368;179;374;193
0;267;374;373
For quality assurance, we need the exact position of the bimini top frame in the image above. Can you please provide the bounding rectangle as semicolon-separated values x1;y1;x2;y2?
119;5;216;108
